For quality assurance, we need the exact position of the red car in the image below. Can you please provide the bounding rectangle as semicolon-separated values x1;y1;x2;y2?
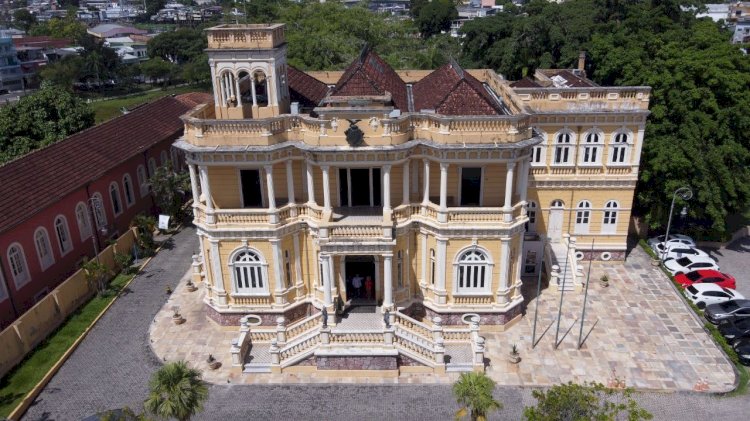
674;270;736;289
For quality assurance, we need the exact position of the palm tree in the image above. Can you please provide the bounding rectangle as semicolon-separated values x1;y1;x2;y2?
453;372;502;421
144;361;208;421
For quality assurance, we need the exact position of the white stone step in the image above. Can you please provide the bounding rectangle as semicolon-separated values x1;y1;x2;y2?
243;363;272;373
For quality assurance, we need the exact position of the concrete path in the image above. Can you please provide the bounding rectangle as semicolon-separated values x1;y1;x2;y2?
21;228;750;420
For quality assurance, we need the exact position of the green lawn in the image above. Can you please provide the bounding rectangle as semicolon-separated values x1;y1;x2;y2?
0;273;134;418
94;84;210;124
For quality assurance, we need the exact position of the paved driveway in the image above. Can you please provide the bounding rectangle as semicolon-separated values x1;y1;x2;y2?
707;237;750;298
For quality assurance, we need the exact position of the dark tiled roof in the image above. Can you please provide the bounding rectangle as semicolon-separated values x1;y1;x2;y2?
287;65;329;107
412;62;503;116
0;93;211;234
509;77;541;88
548;70;596;88
331;48;409;111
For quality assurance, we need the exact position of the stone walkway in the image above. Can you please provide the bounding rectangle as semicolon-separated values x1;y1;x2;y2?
150;246;736;391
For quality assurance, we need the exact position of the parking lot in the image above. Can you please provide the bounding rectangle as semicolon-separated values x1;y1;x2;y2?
705;236;750;299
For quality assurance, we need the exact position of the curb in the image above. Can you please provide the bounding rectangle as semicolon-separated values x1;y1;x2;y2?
6;230;175;421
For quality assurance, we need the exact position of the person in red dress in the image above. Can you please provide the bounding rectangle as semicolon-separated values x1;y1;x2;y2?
364;276;374;300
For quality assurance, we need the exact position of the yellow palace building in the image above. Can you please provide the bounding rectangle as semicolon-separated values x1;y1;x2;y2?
176;24;650;375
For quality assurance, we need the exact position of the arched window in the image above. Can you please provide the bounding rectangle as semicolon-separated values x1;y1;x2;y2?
109;183;122;216
54;215;72;254
220;71;238;107
148;158;157;178
253;70;269;107
284;250;292;288
430;249;436;285
34;227;55;270
575;200;592;234
91;193;107;229
610;132;630;164
602;200;619;234
75;202;92;241
397;250;403;288
525;201;537;233
137;165;149;197
530;129;547;166
454;248;492;294
580;131;602;165
160;151;168;166
553;131;574;165
551;199;565;208
7;243;30;287
230;249;268;294
122;174;134;207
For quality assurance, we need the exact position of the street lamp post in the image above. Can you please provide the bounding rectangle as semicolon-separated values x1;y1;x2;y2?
661;186;693;262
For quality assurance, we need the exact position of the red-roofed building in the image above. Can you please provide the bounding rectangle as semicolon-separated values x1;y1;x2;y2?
0;93;211;328
330;47;409;111
412;61;505;115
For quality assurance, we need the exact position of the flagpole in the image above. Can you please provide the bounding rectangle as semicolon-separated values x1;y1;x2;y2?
553;235;571;349
578;239;595;349
531;257;543;348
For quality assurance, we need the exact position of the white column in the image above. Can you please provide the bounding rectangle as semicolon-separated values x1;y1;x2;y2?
497;237;511;304
513;236;524;298
519;160;529;216
251;76;258;106
286;160;296;204
306;161;316;205
383;253;393;309
436;237;447;304
503;162;516;222
420;232;428;285
322;254;332;307
220;74;227;104
382;164;391;212
293;232;303;287
264;165;277;224
321;165;331;212
270;239;285;304
402;161;410;205
422;159;430;205
438;163;449;222
234;73;242;106
209;239;226;306
188;164;199;205
198;165;214;223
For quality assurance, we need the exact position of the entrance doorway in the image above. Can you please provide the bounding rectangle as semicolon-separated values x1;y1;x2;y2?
548;199;564;242
344;255;376;305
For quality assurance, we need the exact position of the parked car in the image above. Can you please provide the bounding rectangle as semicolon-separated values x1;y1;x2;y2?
720;318;750;341
661;246;712;262
684;284;744;309
733;338;750;366
705;300;750;324
647;234;696;254
675;270;736;290
664;256;720;275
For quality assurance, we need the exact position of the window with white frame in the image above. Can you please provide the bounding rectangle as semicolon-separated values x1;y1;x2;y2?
34;228;55;270
397;250;403;288
610;132;630;164
525;201;537;232
54;216;72;254
91;193;107;229
602;200;619;234
137;165;149;197
7;243;30;287
553;131;574;165
455;248;492;294
284;250;292;288
580;131;603;165
75;202;92;241
530;128;547;166
160;151;168;166
110;183;122;216
430;249;436;285
122;174;135;207
231;249;268;294
575;200;592;234
148;158;157;178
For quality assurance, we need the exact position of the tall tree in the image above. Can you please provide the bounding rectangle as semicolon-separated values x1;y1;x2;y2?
144;361;208;421
12;9;36;32
453;372;502;421
414;0;458;38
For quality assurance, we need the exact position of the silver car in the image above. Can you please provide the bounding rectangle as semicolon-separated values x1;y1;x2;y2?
705;300;750;324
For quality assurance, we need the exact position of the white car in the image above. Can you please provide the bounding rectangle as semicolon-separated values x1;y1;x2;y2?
648;234;696;255
685;284;745;309
664;255;720;275
661;246;712;262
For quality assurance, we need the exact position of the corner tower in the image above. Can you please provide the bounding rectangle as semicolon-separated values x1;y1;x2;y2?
206;24;290;119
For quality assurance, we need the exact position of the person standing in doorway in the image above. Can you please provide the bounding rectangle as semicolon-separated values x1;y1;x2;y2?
352;273;363;298
364;276;374;300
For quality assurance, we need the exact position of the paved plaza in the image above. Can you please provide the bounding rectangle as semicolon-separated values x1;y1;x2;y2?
21;227;750;421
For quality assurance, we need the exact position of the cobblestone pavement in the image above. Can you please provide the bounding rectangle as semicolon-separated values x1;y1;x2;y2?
151;245;735;392
22;229;750;421
706;236;750;299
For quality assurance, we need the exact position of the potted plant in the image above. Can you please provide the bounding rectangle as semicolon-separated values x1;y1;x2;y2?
508;344;521;364
600;274;610;288
172;306;185;325
186;279;198;292
206;354;221;370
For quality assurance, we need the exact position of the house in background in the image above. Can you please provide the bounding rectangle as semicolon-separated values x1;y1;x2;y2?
0;93;211;329
0;31;23;92
87;24;147;39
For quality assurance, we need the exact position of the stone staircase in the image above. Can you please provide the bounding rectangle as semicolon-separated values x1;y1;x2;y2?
549;241;577;292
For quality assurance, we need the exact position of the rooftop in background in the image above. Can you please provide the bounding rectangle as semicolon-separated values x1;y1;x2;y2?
0;93;211;235
87;24;148;39
12;36;73;49
509;69;598;89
